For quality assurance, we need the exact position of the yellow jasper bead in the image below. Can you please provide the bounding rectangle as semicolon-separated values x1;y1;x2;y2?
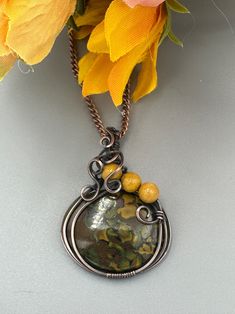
101;163;122;180
139;182;160;204
121;172;141;193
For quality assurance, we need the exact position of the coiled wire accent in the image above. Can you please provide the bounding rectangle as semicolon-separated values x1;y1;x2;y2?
136;201;165;225
106;271;136;279
80;128;125;201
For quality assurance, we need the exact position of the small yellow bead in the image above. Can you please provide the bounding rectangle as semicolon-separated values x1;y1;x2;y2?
102;163;122;180
121;172;141;193
139;182;160;204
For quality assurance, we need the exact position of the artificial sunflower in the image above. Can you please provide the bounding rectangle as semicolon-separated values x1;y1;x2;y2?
0;0;76;80
74;0;189;105
0;0;188;105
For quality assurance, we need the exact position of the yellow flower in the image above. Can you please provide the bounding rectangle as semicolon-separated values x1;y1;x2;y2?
0;0;76;80
74;0;112;28
0;54;15;79
77;0;167;106
73;0;112;39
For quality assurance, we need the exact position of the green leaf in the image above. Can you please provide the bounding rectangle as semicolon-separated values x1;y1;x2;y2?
67;16;79;31
166;0;190;14
76;0;86;15
168;30;183;47
159;4;172;45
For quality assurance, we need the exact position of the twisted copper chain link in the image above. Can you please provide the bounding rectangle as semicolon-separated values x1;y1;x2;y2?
69;30;131;139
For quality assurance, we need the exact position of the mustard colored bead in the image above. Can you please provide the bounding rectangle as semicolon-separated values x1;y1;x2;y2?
102;163;122;180
139;182;160;204
121;172;141;193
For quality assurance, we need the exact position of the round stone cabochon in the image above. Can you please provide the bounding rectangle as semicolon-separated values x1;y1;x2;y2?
75;192;159;273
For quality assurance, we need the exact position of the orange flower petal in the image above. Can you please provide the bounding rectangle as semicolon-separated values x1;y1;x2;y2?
74;26;94;40
133;41;159;102
108;45;144;106
5;0;76;64
79;3;166;105
108;5;166;105
78;52;97;84
82;54;114;95
87;21;109;53
75;0;112;27
0;53;16;81
104;0;131;46
105;0;156;61
0;12;10;56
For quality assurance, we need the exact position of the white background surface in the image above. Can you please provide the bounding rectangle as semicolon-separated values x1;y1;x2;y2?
0;1;235;313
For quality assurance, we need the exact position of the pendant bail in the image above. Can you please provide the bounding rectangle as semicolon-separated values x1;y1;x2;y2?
100;127;120;151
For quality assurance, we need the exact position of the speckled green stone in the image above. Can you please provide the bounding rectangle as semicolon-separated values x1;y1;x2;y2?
75;192;158;273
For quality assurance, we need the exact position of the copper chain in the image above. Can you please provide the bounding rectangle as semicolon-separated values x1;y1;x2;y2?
69;30;131;140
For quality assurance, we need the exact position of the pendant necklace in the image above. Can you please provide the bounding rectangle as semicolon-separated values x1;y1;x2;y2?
61;31;171;279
